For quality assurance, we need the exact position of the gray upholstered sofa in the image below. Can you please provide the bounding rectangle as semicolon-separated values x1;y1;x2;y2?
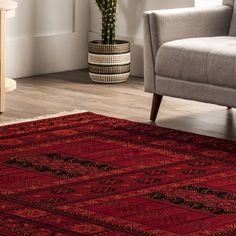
144;0;236;121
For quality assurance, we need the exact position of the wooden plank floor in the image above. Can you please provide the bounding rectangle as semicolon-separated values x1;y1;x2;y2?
1;69;236;141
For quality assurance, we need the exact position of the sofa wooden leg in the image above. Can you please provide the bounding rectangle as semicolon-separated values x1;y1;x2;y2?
150;94;163;122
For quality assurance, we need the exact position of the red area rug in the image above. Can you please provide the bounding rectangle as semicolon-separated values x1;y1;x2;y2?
0;112;235;236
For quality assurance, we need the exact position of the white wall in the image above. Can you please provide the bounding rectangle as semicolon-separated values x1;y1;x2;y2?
195;0;222;6
7;0;74;39
6;0;90;78
89;0;195;77
5;0;221;78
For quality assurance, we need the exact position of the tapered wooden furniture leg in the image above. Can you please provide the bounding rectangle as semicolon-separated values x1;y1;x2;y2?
0;10;5;113
150;94;163;122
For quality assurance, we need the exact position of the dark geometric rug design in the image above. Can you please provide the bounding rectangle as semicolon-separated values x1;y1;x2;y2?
0;112;235;236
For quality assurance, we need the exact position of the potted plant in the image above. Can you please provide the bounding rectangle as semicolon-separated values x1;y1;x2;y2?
89;0;131;83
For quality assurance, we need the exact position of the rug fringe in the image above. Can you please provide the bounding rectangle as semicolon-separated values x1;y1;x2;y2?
0;110;87;126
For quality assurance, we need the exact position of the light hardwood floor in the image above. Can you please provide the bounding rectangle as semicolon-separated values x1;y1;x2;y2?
1;69;236;140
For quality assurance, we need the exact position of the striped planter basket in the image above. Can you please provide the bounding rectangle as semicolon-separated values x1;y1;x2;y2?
89;40;130;84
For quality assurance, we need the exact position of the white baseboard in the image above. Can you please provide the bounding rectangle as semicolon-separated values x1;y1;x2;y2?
89;32;144;77
6;32;89;79
6;31;144;79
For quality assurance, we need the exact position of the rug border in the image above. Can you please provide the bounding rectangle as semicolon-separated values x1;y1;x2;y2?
0;110;87;126
1;110;235;143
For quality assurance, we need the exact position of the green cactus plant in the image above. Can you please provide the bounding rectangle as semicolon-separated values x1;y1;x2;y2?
96;0;118;44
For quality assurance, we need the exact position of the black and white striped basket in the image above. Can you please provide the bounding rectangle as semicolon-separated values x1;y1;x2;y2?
89;40;130;84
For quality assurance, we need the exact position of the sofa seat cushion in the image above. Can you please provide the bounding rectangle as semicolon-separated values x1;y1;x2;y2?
156;36;236;89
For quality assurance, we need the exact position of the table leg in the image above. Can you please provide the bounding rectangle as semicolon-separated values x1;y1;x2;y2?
0;10;5;113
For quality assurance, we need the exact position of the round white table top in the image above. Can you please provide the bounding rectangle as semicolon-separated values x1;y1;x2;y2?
6;78;16;92
0;0;17;11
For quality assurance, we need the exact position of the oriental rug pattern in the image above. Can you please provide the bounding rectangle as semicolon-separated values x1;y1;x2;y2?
0;112;235;236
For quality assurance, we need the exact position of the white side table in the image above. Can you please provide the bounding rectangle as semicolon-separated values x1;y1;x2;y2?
0;0;17;112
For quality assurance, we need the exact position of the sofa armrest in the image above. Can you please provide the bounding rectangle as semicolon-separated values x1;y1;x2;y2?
143;6;233;93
